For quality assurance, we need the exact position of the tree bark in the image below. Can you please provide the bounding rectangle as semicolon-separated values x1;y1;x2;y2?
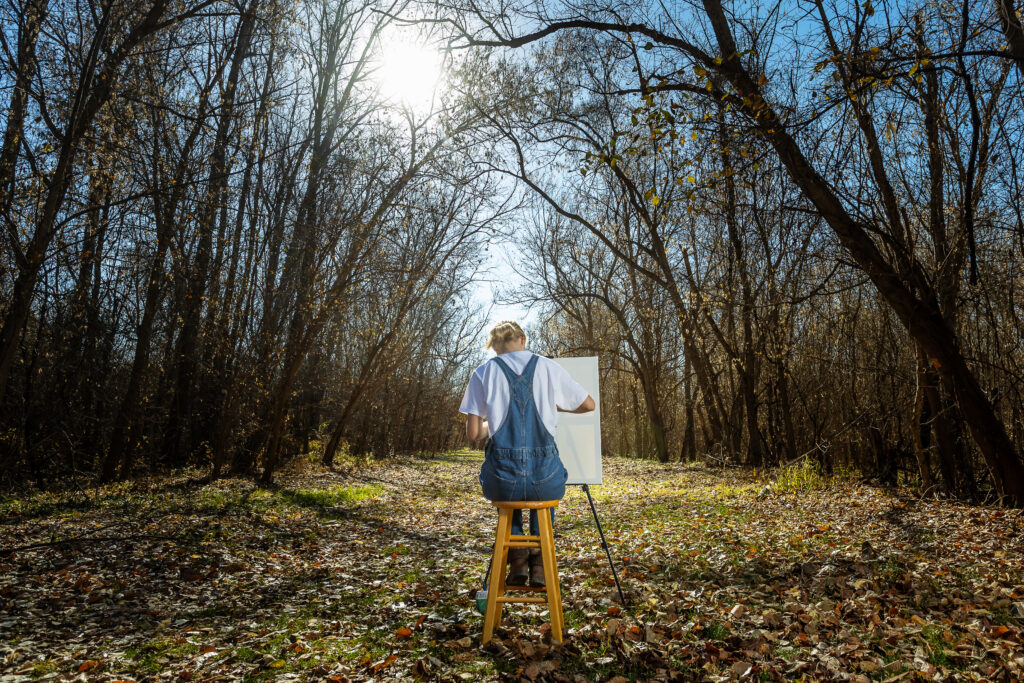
995;0;1024;77
0;0;48;227
718;109;763;466
912;351;935;493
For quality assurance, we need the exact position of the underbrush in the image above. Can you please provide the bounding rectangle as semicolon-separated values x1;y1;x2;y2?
770;457;858;492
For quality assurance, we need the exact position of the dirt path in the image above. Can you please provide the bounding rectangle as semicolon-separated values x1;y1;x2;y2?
1;452;1022;681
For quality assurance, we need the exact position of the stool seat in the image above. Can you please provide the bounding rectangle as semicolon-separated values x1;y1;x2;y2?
482;500;564;644
491;500;560;510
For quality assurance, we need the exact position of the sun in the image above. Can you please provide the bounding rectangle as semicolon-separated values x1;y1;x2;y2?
375;30;444;109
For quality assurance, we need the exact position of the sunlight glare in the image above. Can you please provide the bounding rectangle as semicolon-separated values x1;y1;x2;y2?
375;32;444;109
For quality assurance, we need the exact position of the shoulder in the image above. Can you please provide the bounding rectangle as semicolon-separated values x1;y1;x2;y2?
532;353;559;368
472;358;497;378
532;354;568;377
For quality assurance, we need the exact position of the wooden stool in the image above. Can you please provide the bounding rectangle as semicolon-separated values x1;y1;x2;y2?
482;500;564;644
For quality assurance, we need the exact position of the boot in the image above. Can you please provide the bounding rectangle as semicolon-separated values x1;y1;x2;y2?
506;548;529;585
528;549;545;587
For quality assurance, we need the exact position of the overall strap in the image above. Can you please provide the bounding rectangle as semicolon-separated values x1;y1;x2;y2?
486;353;554;449
491;356;520;384
520;354;541;387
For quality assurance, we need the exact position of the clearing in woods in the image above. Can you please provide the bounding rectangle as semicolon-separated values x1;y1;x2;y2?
1;451;1022;681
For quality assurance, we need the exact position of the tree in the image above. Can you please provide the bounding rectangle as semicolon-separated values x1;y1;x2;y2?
438;0;1024;502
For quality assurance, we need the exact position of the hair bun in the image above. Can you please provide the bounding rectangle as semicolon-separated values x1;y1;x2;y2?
486;320;526;350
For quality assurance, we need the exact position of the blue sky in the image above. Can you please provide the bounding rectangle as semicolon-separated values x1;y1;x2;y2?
472;235;536;331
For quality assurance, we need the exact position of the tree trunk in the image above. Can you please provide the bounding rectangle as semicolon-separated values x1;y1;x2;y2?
101;240;169;481
0;0;48;218
716;109;764;466
913;351;935;493
648;402;669;463
995;0;1024;77
680;355;698;462
777;361;798;464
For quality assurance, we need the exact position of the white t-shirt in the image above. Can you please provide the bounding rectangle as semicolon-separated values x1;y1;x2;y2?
459;351;589;437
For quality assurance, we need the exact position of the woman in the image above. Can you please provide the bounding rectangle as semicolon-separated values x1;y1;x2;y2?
460;321;595;586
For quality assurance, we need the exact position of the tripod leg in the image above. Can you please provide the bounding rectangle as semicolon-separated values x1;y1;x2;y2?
482;554;493;590
582;484;627;606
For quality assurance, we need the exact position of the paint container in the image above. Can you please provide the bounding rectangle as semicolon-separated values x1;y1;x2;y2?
475;589;488;615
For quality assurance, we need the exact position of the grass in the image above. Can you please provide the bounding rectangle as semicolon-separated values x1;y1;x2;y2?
29;660;58;679
125;637;201;674
562;608;587;629
278;483;383;509
878;556;908;582
881;650;912;675
922;624;965;669
774;646;798;660
773;458;828;492
703;621;729;641
0;470;384;525
993;608;1014;626
769;458;859;493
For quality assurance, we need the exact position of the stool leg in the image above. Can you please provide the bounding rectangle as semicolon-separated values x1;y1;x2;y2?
495;509;513;628
482;509;509;644
537;509;563;643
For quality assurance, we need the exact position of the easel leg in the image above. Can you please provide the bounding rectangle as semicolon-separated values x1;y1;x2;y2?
582;484;627;606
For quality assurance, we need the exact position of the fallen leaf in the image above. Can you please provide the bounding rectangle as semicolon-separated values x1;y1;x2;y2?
731;661;752;677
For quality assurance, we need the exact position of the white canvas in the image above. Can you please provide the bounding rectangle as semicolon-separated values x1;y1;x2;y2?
552;357;602;485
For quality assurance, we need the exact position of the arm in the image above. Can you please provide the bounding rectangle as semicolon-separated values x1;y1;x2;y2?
460;371;488;442
466;414;489;441
558;395;595;414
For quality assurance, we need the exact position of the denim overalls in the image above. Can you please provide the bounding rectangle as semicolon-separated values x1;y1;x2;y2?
479;354;568;536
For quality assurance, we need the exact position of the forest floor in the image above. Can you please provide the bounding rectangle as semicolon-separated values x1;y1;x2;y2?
1;451;1023;682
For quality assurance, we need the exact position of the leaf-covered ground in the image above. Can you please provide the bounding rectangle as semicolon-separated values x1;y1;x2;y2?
1;451;1023;682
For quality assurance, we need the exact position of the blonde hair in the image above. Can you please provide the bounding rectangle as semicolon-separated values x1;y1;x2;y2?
486;320;526;350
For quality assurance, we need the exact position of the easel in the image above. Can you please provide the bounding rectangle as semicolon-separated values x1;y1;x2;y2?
479;484;627;607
